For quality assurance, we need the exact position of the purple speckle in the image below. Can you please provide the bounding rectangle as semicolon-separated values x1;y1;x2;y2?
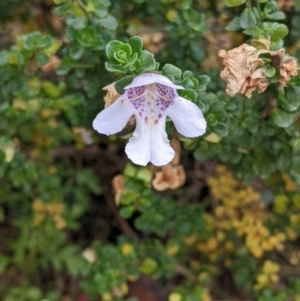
130;96;146;111
127;86;146;100
156;83;177;100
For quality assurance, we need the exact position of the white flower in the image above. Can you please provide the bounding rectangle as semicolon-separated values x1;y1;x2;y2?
93;73;206;166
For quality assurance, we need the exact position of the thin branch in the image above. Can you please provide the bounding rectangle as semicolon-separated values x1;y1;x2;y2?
74;0;92;20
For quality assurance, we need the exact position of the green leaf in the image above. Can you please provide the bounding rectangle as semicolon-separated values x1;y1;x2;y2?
182;78;195;89
198;75;211;85
123;53;138;69
266;11;285;20
56;57;74;75
0;51;8;65
264;1;277;14
53;0;68;4
278;95;297;112
92;37;106;51
270;24;288;42
99;15;118;30
162;63;182;79
40;36;54;49
243;26;264;38
286;85;300;103
276;148;291;172
76;27;97;47
124;163;136;178
271;108;294;128
114;75;135;94
253;154;274;179
22;32;54;50
225;0;246;7
278;86;300;112
128;36;143;57
54;2;72;16
69;45;85;60
87;0;109;18
264;67;276;77
291;157;300;183
212;123;229;137
105;62;126;73
70;17;88;30
252;7;260;19
23;32;43;50
183;70;194;78
206;114;218;126
197;75;211;91
44;40;62;56
140;258;158;275
194;141;214;161
180;89;197;101
17;50;32;65
42;81;61;98
136;50;156;73
136;168;152;184
0;255;8;273
119;206;135;219
106;40;132;62
239;8;257;29
35;52;49;65
226;17;242;31
113;51;128;64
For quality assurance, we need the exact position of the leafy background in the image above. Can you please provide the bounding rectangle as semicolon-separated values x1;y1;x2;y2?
1;0;300;301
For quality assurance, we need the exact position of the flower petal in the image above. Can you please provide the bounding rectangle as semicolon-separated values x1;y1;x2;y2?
125;73;183;90
93;97;134;135
167;97;206;137
125;117;175;166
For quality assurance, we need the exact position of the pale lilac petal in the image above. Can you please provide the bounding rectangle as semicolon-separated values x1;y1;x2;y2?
167;97;206;137
93;97;134;135
125;117;175;166
125;73;183;90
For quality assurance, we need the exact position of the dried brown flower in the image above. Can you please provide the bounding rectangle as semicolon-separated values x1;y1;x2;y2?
219;44;268;98
103;83;120;108
82;247;97;263
170;137;181;165
277;0;295;10
139;31;166;54
73;127;93;145
239;67;269;98
112;175;125;206
280;57;298;86
258;48;299;86
251;39;271;50
53;215;67;230
152;164;186;191
41;55;61;73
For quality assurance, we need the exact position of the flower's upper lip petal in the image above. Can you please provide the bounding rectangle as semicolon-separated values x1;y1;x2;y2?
93;96;134;135
125;73;184;90
167;97;207;138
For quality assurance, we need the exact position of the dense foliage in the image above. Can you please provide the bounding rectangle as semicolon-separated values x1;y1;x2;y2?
1;0;300;300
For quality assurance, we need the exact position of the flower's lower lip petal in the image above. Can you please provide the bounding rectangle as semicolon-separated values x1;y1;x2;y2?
150;121;175;166
125;122;150;166
167;97;207;137
125;118;175;166
93;97;134;135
